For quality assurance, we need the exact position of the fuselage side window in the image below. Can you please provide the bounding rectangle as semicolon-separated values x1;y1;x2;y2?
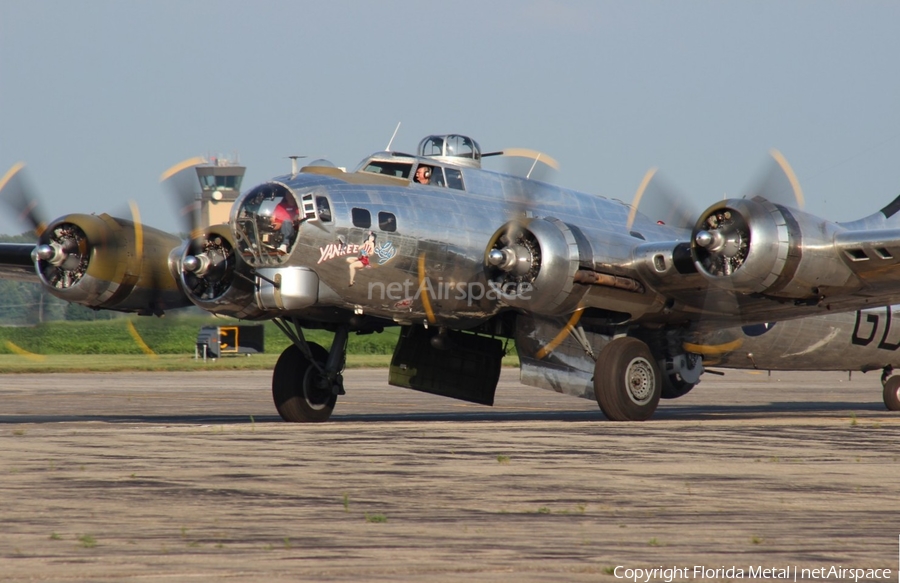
445;168;464;190
351;208;372;228
316;196;332;222
378;211;397;232
362;162;412;179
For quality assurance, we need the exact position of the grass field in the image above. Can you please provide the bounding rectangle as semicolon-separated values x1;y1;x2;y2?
0;316;520;372
0;316;397;356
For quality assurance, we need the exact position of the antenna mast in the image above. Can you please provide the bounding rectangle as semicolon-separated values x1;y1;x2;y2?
385;122;401;151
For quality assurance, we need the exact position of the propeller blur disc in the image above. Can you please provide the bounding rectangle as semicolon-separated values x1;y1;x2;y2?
0;162;48;236
160;156;207;239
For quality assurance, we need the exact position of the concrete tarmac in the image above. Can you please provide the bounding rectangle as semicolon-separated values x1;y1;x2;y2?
0;368;898;582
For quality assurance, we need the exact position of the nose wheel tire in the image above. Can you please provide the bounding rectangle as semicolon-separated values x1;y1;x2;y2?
593;337;661;421
884;376;900;411
273;343;337;422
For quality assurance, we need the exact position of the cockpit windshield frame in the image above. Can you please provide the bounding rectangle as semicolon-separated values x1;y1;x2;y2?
233;182;301;266
361;160;412;179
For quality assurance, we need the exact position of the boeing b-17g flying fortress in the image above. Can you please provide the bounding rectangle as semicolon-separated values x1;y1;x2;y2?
3;132;900;421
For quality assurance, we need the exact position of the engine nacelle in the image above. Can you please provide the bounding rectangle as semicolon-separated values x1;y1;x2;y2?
180;224;266;319
691;197;853;299
484;217;588;315
35;213;191;314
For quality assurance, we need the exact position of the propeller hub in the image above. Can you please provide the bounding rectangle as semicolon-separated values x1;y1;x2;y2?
487;248;506;267
692;206;751;278
183;254;215;277
34;241;70;267
487;245;533;276
35;244;57;262
695;230;713;248
183;255;201;273
181;232;237;302
509;245;534;276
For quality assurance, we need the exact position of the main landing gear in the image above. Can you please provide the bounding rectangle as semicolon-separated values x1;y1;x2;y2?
271;319;348;422
593;337;662;421
881;367;900;412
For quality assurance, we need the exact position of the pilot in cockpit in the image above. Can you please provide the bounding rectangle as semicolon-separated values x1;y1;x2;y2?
414;165;432;185
259;198;298;253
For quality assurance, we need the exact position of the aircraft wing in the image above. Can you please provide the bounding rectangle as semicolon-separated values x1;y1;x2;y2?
591;196;900;329
0;216;194;315
834;228;900;284
0;243;40;283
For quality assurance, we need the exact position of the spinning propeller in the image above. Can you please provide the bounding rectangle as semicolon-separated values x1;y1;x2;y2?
159;157;224;296
628;149;808;329
0;162;48;237
160;156;207;239
480;148;592;359
484;148;561;286
628;149;805;232
0;160;192;354
160;157;256;316
482;148;561;182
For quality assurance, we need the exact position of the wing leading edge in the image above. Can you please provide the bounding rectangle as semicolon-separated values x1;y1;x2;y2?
0;243;39;283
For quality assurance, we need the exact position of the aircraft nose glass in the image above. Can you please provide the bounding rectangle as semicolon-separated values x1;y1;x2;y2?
233;183;301;265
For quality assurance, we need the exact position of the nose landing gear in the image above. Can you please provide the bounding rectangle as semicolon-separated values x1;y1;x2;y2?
273;343;337;422
272;320;347;422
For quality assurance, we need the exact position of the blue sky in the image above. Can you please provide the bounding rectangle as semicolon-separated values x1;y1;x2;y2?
2;0;899;234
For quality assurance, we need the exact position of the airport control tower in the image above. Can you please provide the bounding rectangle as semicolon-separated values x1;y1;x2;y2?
194;156;245;228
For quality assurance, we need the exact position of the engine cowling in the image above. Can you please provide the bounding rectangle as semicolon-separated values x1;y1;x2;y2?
180;224;266;319
691;197;853;299
484;217;587;315
35;213;190;314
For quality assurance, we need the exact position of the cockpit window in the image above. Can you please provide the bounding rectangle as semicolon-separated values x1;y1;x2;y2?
445;168;464;190
429;166;445;187
362;161;412;179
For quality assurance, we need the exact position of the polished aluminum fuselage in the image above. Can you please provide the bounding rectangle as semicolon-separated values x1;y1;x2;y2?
236;153;900;333
245;158;684;327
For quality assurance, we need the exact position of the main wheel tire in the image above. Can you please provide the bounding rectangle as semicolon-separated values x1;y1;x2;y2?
883;376;900;411
272;343;336;422
594;337;661;421
660;374;695;400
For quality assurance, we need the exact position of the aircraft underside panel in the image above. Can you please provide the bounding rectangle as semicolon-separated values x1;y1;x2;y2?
388;326;504;406
515;314;610;401
519;358;594;400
